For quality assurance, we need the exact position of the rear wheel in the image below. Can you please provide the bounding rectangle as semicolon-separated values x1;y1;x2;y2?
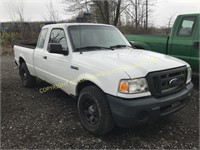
19;62;36;88
78;85;114;135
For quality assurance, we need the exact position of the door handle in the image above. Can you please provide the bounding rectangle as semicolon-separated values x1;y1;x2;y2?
43;56;47;59
71;65;79;70
193;42;200;49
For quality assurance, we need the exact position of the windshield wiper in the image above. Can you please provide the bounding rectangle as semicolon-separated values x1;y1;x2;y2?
110;45;133;49
76;46;114;53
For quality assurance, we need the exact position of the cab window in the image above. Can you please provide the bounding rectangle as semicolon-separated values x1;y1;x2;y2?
49;28;68;51
37;28;48;48
177;16;196;36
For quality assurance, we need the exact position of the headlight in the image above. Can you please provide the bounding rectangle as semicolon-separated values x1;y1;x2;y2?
186;67;192;84
118;78;149;94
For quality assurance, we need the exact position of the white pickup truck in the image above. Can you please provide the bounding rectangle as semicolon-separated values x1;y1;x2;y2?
14;23;193;135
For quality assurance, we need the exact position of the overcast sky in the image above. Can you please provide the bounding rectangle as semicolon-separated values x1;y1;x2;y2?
0;0;199;27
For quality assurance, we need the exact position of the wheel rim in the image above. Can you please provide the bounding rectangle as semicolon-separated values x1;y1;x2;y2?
81;97;99;125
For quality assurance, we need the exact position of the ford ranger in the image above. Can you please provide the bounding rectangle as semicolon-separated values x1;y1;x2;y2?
14;23;193;135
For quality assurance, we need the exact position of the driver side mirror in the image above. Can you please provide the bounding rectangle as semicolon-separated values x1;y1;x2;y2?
49;43;69;55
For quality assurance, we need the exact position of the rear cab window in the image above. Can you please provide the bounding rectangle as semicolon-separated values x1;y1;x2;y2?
177;16;197;36
37;28;48;48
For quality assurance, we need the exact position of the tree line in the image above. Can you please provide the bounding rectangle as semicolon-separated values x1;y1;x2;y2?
63;0;157;29
8;0;157;29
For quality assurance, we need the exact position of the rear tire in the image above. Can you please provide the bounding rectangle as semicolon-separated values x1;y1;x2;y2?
78;85;114;135
19;62;36;88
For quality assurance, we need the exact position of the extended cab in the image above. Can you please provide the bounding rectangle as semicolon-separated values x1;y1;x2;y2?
125;14;199;75
14;23;193;135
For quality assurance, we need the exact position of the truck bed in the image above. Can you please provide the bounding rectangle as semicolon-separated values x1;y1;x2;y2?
14;43;36;76
15;43;37;49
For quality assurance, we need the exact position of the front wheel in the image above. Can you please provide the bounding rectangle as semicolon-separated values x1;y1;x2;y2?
78;85;114;135
19;62;36;88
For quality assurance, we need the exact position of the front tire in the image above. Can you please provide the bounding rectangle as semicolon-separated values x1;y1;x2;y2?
78;85;114;135
19;62;36;88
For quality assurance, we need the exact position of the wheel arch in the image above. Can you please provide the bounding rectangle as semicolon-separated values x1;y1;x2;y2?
76;80;103;96
19;56;26;66
18;55;36;77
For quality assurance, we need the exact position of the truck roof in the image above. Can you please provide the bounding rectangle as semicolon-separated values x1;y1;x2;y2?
43;23;114;29
178;13;200;17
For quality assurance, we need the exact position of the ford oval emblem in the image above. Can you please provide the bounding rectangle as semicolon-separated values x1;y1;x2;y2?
169;78;179;87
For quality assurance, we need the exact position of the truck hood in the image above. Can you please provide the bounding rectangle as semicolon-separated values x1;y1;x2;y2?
72;49;189;78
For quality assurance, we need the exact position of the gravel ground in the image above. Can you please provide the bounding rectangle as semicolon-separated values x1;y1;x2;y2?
1;54;199;149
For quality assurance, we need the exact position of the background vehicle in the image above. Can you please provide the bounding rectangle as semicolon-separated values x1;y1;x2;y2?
125;14;199;75
14;23;193;135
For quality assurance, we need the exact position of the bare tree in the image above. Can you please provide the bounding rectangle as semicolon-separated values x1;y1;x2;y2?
62;0;124;26
16;1;24;22
44;0;60;22
63;0;91;14
113;0;122;26
62;0;157;27
7;0;24;22
165;15;175;35
146;0;148;30
124;0;157;29
135;0;138;28
7;3;16;22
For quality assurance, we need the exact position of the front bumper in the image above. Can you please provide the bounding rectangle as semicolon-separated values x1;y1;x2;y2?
106;82;193;127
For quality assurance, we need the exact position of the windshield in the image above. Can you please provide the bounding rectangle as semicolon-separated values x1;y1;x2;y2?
68;25;131;52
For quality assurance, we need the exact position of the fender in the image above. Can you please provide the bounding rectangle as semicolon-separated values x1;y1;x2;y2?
71;73;105;96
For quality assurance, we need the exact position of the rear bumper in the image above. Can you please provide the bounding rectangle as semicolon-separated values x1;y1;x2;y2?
106;82;193;127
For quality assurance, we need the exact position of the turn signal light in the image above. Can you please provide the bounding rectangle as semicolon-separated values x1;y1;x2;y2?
119;81;129;93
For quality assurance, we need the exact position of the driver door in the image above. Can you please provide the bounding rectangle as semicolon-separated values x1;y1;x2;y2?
44;28;71;94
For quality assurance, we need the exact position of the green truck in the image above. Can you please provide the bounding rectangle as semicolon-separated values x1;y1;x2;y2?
125;13;199;75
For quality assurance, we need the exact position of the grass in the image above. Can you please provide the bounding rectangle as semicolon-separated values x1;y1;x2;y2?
0;46;14;55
